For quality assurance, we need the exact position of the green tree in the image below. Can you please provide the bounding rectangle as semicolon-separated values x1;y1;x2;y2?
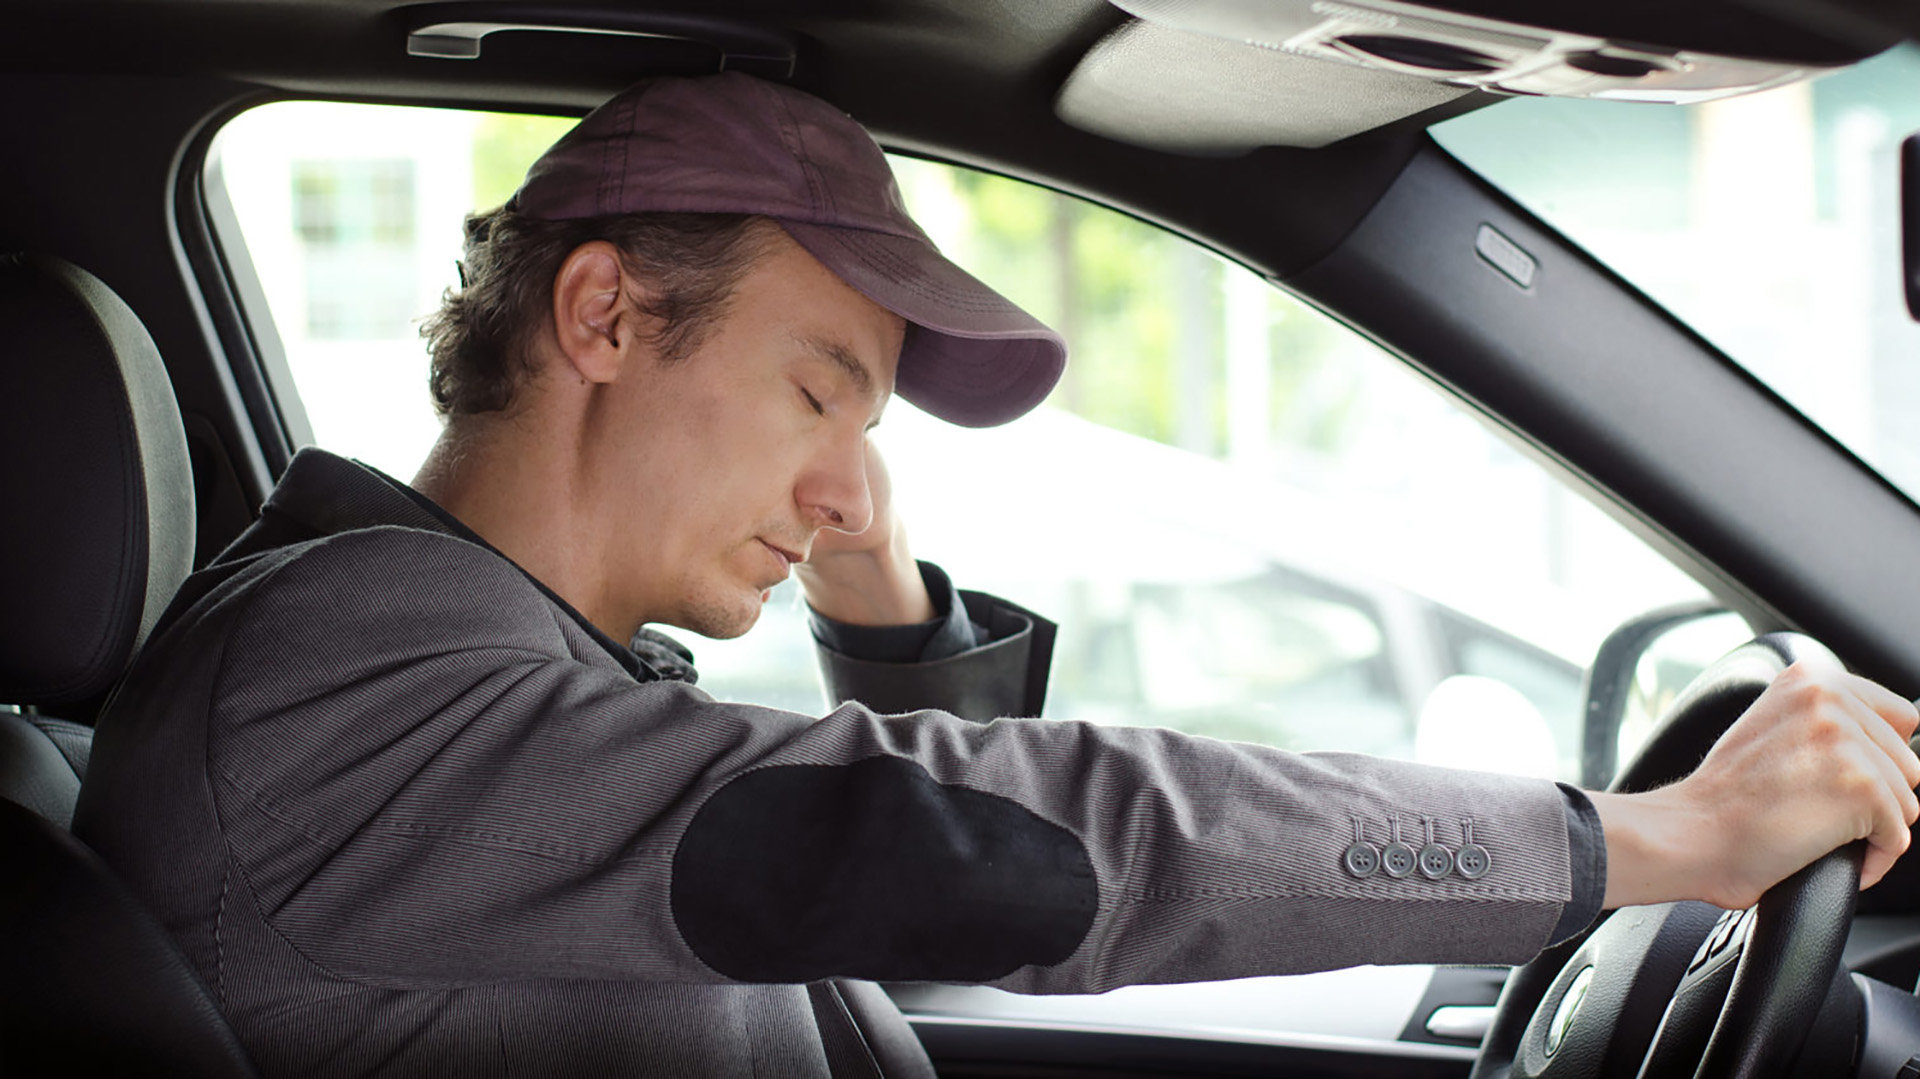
907;160;1366;465
471;112;576;211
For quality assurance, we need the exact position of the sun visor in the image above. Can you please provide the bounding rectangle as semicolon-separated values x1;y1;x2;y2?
1056;19;1471;155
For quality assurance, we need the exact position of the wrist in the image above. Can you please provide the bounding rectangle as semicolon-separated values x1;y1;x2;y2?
1589;785;1712;909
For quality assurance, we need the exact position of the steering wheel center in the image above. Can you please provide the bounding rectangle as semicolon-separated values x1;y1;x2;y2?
1512;902;1722;1079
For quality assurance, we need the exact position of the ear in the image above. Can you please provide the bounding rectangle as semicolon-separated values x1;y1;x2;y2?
550;241;656;384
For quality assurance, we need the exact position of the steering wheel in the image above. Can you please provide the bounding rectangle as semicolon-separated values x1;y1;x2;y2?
1468;633;1863;1079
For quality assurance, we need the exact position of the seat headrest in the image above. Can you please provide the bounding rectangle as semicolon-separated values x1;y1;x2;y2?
0;254;195;709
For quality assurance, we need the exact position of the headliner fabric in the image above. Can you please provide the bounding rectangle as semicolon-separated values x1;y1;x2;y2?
0;253;195;708
1056;18;1468;154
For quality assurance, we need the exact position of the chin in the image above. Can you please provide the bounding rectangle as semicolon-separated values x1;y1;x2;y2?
671;588;765;641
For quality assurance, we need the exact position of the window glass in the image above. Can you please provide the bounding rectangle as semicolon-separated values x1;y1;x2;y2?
207;96;1730;1051
291;159;419;339
1435;45;1920;503
214;103;505;473
1432;611;1584;779
1128;569;1404;752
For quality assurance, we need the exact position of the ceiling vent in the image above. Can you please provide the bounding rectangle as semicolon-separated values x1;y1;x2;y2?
1111;0;1843;104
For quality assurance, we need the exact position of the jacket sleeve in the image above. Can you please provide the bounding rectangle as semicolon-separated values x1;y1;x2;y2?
812;585;1055;721
207;527;1578;996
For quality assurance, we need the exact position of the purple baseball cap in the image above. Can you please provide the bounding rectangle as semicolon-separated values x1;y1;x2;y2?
511;73;1067;428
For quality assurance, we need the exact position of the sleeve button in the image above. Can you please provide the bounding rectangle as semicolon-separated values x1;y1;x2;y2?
1457;843;1491;879
1345;842;1381;878
1419;844;1454;880
1382;841;1416;878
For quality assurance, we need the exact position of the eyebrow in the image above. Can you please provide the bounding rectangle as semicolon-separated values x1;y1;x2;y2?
795;334;876;398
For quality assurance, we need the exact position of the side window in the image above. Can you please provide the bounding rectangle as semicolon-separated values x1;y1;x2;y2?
1127;570;1405;755
290;159;418;339
1431;610;1584;779
209;101;1722;792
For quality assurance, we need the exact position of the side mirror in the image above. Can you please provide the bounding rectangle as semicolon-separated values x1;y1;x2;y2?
1579;601;1753;788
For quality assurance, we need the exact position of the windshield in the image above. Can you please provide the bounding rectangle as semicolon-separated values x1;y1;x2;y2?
1435;44;1920;501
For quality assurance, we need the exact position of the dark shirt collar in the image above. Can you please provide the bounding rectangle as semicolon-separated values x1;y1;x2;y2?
242;448;696;683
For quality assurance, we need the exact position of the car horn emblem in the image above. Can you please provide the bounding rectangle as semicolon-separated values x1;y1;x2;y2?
1546;966;1595;1057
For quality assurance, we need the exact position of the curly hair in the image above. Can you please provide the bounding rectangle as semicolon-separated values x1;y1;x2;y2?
421;209;778;418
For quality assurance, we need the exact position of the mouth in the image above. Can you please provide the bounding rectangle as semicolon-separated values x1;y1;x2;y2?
757;538;803;579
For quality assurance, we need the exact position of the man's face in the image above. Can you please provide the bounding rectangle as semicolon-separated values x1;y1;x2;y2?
585;227;905;639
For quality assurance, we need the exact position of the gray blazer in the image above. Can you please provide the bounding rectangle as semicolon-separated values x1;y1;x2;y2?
75;449;1581;1078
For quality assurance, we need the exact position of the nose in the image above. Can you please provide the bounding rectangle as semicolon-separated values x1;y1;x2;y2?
798;433;874;537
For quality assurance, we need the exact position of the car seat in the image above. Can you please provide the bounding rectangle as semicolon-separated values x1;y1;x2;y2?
0;252;258;1076
0;251;193;820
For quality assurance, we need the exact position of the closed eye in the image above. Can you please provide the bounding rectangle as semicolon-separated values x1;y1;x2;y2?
800;387;826;417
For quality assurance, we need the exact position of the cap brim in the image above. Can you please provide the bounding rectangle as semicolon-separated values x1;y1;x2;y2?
779;221;1067;428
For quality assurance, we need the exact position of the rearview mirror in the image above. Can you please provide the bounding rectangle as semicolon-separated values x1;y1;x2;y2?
1905;132;1919;320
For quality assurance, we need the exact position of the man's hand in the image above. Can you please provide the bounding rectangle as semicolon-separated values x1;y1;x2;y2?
796;438;937;627
1592;660;1920;910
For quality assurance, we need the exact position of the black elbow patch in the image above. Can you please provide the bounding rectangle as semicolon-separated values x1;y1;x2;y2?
671;757;1097;982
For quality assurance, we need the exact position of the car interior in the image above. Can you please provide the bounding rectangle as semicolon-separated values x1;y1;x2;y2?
8;0;1920;1075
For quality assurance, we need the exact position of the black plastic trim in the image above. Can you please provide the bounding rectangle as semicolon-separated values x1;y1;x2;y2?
1398;966;1510;1047
907;1014;1473;1079
172;95;302;479
199;151;315;457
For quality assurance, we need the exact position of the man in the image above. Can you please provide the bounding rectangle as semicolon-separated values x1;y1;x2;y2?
76;73;1920;1078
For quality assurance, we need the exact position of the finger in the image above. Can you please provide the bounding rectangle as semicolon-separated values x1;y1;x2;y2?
1863;823;1910;891
1862;844;1895;890
1857;736;1920;826
1858;759;1915;872
1835;686;1920;791
1842;672;1920;739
